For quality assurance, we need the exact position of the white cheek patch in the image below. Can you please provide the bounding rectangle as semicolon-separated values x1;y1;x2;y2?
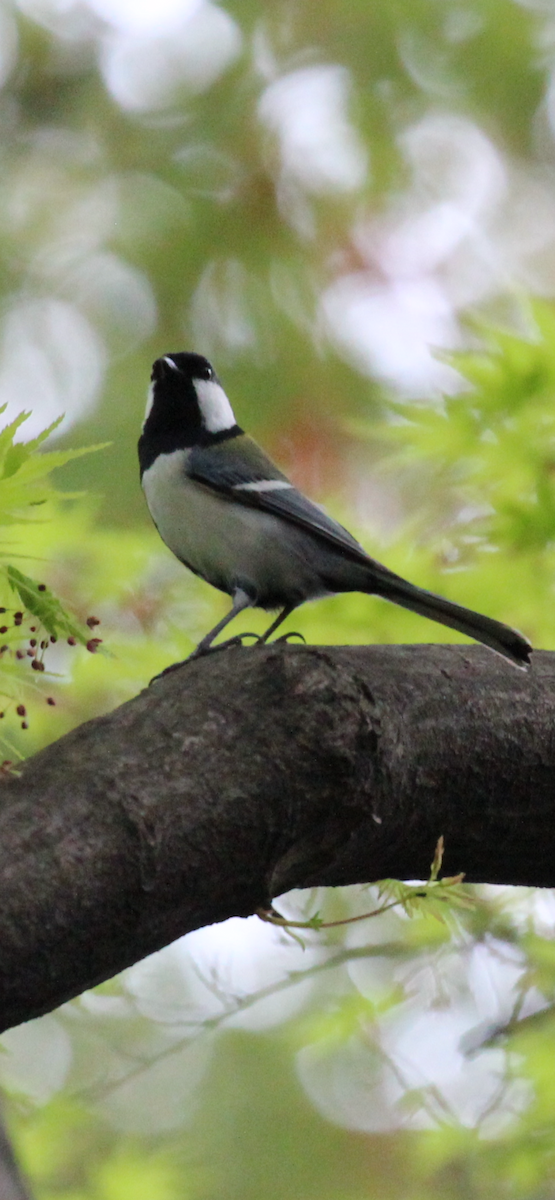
233;480;293;492
194;378;236;433
143;381;155;427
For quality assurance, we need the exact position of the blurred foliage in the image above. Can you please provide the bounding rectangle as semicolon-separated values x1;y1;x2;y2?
263;837;475;939
2;0;555;1197
0;409;108;760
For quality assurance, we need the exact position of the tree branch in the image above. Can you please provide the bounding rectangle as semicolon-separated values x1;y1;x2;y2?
0;643;552;1032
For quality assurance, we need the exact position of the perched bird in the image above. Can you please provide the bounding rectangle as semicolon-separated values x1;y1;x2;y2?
139;352;532;668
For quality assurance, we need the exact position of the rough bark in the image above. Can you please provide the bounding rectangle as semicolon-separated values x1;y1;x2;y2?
0;642;553;1033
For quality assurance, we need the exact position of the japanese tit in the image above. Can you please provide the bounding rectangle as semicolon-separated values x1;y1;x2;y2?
139;352;532;668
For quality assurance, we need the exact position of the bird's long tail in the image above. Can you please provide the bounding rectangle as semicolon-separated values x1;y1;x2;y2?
365;570;532;667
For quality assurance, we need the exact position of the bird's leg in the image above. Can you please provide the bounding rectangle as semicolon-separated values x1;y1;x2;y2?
258;604;302;644
188;587;255;659
199;631;261;655
150;589;255;682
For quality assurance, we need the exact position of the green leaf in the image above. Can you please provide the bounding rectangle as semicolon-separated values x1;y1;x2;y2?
3;566;87;643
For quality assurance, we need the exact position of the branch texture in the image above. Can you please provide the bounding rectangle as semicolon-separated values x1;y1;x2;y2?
1;643;553;1031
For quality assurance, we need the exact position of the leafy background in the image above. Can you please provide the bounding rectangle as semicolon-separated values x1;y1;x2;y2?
2;0;555;1196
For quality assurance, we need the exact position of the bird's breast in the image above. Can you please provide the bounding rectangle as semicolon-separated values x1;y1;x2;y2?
141;449;325;606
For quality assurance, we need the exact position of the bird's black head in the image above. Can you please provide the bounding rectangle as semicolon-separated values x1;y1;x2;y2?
152;352;216;386
139;352;241;475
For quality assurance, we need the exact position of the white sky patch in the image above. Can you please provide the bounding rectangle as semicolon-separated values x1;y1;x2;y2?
0;1015;72;1104
16;0;201;36
189;258;258;360
318;112;555;397
125;913;323;1033
55;251;158;352
194;377;236;432
0;298;105;437
258;64;367;195
321;273;462;397
373;202;478;281
400;114;507;218
100;2;242;112
297;956;532;1134
88;0;202;34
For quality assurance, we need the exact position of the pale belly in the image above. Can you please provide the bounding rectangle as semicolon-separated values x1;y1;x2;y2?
141;450;327;608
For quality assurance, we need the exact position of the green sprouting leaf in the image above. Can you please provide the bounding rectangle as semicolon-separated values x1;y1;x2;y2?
1;415;64;478
0;412;109;761
0;412;34;477
3;566;87;644
0;445;110;518
375;873;475;926
0;409;109;533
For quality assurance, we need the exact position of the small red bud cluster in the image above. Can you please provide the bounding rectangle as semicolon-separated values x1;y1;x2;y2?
0;600;53;672
16;704;27;730
84;616;102;654
0;599;101;737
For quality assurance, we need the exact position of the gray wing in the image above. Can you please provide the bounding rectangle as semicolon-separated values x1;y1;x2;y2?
188;438;377;568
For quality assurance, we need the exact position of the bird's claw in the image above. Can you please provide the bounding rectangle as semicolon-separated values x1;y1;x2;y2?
272;630;306;645
149;632;261;683
149;659;187;683
211;632;261;653
188;631;261;661
149;630;305;684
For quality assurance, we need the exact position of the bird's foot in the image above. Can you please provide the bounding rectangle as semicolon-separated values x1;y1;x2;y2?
149;631;306;683
199;632;261;657
149;633;261;683
272;631;306;645
149;659;188;683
